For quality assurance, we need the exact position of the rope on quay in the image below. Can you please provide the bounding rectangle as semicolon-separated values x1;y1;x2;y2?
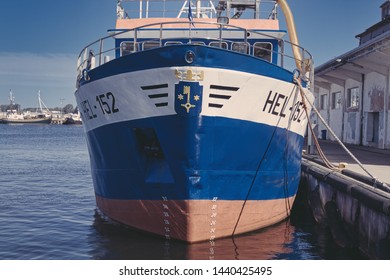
294;77;390;192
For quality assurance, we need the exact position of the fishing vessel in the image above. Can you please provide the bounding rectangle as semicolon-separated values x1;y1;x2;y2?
1;90;52;124
75;0;314;243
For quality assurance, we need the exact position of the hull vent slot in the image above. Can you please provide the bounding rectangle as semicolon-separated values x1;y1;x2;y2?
208;84;239;108
141;84;169;107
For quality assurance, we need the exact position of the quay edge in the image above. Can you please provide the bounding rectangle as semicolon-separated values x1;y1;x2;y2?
300;157;390;259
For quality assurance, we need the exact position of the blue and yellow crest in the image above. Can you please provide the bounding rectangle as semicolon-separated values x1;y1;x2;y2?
174;81;203;117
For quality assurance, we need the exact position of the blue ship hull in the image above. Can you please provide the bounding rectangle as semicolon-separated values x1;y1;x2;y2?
76;42;313;242
87;115;303;201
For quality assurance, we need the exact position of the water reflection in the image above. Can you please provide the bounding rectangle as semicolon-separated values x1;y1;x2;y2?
90;209;296;260
88;197;367;260
186;221;294;260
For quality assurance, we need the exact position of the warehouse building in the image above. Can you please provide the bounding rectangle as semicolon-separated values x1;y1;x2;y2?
314;1;390;149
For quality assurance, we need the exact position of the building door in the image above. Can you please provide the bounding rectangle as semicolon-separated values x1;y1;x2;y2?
367;112;380;144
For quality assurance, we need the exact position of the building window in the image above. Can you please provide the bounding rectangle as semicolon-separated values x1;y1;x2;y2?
320;94;327;110
331;91;342;109
347;87;359;108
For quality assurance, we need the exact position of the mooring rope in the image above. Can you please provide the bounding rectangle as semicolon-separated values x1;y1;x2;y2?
232;86;300;238
294;77;390;191
294;82;337;170
231;119;281;237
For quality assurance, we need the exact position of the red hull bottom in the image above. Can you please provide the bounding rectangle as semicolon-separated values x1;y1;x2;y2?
96;195;295;243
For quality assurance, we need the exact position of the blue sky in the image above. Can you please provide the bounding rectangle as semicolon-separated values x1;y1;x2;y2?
0;0;386;108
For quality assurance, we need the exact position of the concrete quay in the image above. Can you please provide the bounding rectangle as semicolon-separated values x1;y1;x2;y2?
300;139;390;259
304;139;390;186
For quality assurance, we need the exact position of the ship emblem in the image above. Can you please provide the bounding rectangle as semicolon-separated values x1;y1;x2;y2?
175;69;204;81
175;81;203;117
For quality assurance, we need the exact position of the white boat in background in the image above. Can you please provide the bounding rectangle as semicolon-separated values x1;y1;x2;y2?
75;0;314;243
1;90;52;124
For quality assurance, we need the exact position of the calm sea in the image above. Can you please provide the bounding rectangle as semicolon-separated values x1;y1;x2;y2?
0;124;366;260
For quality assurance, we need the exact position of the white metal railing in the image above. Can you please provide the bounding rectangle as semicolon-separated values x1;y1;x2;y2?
76;20;313;87
117;0;278;20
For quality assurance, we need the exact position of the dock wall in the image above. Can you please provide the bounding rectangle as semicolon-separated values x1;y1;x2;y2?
300;158;390;259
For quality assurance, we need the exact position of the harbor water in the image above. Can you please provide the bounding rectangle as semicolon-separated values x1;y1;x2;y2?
0;124;367;260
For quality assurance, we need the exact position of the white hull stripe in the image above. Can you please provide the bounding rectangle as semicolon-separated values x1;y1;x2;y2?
76;67;313;135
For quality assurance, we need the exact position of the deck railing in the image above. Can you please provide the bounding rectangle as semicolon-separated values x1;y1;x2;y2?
117;0;279;20
76;20;313;87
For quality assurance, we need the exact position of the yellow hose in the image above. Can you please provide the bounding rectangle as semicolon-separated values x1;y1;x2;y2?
276;0;302;71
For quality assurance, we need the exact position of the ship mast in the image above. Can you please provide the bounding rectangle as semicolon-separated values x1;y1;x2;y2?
177;0;216;18
9;90;17;112
117;0;129;19
9;90;15;106
37;90;51;115
216;0;265;19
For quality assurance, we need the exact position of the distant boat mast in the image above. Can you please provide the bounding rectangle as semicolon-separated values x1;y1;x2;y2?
8;89;19;112
37;90;52;114
9;90;15;106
